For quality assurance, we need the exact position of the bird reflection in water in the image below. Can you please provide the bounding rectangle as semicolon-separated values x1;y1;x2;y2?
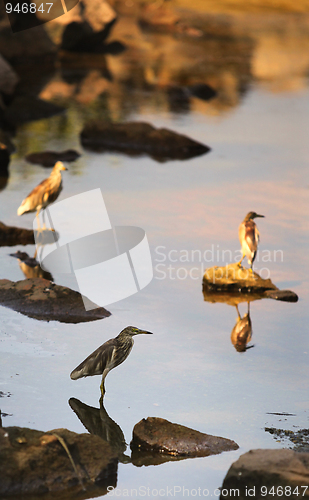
69;397;130;464
10;250;53;281
231;302;253;352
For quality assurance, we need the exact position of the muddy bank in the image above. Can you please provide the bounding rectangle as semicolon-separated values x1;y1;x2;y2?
0;426;118;498
0;278;111;323
80;120;210;161
130;417;238;465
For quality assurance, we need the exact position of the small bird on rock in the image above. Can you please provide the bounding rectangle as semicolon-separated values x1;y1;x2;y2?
237;211;264;272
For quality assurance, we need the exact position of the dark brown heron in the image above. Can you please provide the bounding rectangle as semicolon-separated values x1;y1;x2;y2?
237;211;264;271
70;326;153;398
17;161;67;230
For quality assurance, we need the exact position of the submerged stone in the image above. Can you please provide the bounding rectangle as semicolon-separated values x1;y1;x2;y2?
0;426;118;498
25;149;81;167
130;417;238;465
0;278;111;323
4;96;64;126
80;120;210;162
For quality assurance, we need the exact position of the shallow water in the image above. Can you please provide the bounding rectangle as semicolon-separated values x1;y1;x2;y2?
1;45;309;499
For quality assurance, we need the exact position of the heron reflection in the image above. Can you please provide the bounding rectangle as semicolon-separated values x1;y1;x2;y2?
69;397;130;464
10;250;53;281
231;303;253;352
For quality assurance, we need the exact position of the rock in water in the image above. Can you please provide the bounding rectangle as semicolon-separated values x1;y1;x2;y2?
130;417;238;463
25;150;80;167
0;278;111;323
220;449;309;499
80;121;210;162
203;263;298;302
0;426;118;497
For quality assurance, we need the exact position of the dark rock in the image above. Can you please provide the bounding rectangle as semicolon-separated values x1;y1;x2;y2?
130;417;238;464
0;24;56;63
25;149;81;167
167;86;190;114
0;143;10;191
0;143;10;169
203;264;298;302
0;55;19;96
0;130;15;154
220;449;309;499
4;96;64;126
0;221;34;247
61;18;116;53
80;121;210;162
264;289;299;302
103;40;126;55
0;426;118;498
188;83;217;101
0;278;111;323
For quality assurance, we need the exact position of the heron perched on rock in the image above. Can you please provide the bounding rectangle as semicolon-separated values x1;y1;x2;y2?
237;211;264;272
70;326;153;399
17;161;67;230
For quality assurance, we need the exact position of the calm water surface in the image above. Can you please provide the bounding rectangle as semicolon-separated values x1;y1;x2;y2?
0;79;308;497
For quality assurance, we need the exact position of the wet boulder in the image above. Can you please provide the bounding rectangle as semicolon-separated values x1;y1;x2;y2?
25;149;80;167
130;417;238;465
203;263;298;302
61;18;117;53
4;96;64;127
0;278;111;323
220;449;309;499
0;221;34;246
0;55;19;96
0;426;118;498
80;120;210;162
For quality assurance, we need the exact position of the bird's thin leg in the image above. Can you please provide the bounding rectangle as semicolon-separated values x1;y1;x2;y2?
237;254;245;267
35;209;42;233
100;377;106;401
236;304;241;319
42;209;46;230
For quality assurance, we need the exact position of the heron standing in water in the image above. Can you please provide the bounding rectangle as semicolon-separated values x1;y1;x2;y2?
237;211;264;272
70;326;153;399
17;161;67;230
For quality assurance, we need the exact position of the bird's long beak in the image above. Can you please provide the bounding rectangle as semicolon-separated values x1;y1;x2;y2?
136;329;153;335
256;214;264;218
55;161;68;171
